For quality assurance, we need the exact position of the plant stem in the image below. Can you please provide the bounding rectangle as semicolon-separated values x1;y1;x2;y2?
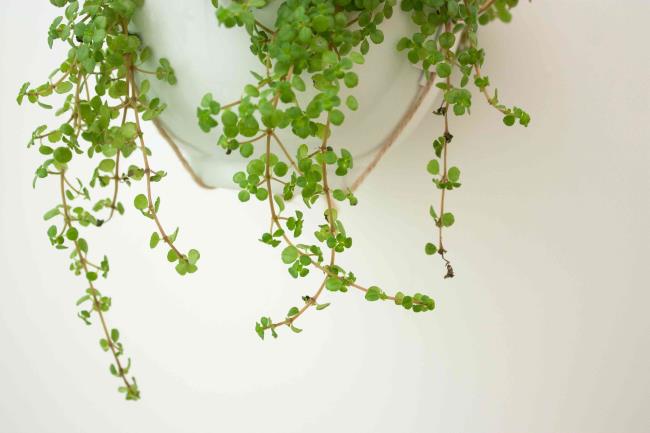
59;172;133;391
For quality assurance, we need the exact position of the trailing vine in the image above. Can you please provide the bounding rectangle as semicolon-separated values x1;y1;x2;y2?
18;0;198;399
403;0;530;277
19;0;529;400
199;0;529;337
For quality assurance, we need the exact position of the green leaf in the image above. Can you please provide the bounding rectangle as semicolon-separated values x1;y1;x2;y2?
349;52;364;64
43;208;60;221
447;166;460;182
55;81;73;94
343;72;358;88
447;0;459;17
53;147;72;163
365;286;382;302
140;47;152;63
316;303;330;311
168;228;179;243
222;110;238;128
346;95;358;111
149;232;160;248
240;142;254;158
273;162;288;177
436;62;452;78
255;322;265;340
247;159;265;176
119;123;137;139
397;37;411;51
274;194;285;212
244;84;259;97
291;76;306;92
332;189;346;201
255;188;268;201
16;82;30;104
66;227;78;241
76;295;90;306
425;242;438;255
503;115;515;126
369;29;384;44
201;93;213;108
324;151;337;165
188;249;200;265
322;50;337;66
427;159;440;175
239;115;260;137
198;109;217;133
330;109;344;126
134;194;148;210
238;190;250;202
281;246;299;264
441;212;455;227
298;26;312;43
312;15;332;33
61;123;76;136
439;32;456;49
325;277;343;291
98;159;116;173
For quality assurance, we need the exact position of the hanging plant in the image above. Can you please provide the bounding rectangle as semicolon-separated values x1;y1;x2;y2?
18;0;529;400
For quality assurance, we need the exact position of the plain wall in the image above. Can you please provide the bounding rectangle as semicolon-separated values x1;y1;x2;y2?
0;1;648;432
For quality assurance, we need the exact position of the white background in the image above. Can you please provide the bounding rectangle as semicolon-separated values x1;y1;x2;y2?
1;1;649;432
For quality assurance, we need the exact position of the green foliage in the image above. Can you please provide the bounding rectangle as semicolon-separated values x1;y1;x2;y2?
196;0;528;337
22;0;201;401
364;286;385;301
400;0;531;277
133;194;148;210
26;0;529;398
281;246;299;264
425;242;438;255
198;0;530;340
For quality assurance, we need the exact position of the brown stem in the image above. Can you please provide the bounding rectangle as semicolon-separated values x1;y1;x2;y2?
255;20;275;35
63;175;82;195
256;66;432;330
107;106;128;222
473;64;508;114
221;98;243;110
271;131;300;173
320;120;336;236
59;173;132;390
270;278;327;329
49;70;71;89
479;0;497;14
437;22;455;278
222;82;269;110
128;61;182;257
134;66;156;75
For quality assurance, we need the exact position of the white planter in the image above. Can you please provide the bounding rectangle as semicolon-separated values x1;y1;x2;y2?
134;1;444;189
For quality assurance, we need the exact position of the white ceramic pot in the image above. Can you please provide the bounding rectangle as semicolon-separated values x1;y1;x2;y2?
134;1;444;189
